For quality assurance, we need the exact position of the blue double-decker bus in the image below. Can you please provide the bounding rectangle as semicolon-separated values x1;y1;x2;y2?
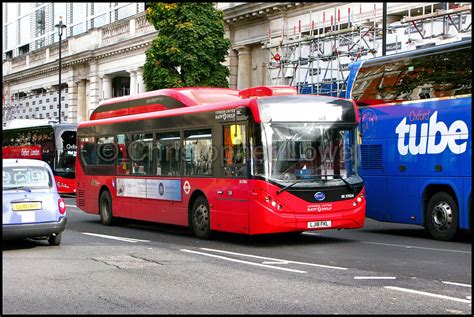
345;39;471;240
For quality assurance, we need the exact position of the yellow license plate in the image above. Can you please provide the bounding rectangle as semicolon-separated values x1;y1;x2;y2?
12;202;42;211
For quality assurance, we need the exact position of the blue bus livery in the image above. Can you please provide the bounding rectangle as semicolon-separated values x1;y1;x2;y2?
346;39;471;240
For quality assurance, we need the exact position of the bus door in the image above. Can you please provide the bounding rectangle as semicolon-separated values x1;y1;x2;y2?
212;123;250;234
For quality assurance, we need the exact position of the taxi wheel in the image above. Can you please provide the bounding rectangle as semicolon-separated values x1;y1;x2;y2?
99;190;116;226
48;233;62;246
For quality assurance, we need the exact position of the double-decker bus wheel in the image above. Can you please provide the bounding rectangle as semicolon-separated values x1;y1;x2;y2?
99;190;116;226
425;192;458;241
191;196;211;240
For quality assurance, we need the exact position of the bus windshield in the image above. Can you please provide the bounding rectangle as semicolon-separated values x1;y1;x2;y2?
54;130;77;174
259;122;361;187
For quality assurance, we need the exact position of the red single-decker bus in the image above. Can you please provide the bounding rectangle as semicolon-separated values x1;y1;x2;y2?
76;86;365;238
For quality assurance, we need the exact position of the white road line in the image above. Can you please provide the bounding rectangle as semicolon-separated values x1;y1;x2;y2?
384;286;471;304
82;232;150;243
354;276;396;280
360;241;471;254
302;232;471;254
442;281;471;288
180;249;307;274
66;204;77;208
200;247;348;270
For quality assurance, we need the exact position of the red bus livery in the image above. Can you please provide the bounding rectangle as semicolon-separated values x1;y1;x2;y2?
76;86;365;238
3;120;77;194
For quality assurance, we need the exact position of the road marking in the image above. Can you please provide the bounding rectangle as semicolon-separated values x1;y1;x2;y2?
200;247;348;270
82;232;150;243
354;276;396;280
180;249;307;274
442;281;471;288
359;241;471;254
302;232;470;254
384;286;471;304
66;204;77;208
262;261;290;265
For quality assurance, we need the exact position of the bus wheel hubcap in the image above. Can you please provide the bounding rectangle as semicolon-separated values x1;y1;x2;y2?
432;202;452;232
195;205;208;231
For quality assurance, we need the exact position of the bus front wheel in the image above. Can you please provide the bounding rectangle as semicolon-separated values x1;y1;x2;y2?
99;190;116;226
191;196;211;240
425;192;458;241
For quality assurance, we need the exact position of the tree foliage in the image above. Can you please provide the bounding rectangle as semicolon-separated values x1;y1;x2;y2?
143;3;230;90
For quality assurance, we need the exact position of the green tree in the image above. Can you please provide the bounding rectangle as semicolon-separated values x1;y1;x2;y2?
143;3;230;90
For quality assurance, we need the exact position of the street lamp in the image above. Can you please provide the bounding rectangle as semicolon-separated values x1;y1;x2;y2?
55;17;66;123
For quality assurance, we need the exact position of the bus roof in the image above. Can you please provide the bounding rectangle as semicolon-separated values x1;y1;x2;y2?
89;86;299;121
357;38;471;68
90;87;241;120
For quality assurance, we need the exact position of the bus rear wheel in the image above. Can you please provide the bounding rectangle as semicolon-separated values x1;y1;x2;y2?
425;192;458;241
191;196;211;240
99;190;116;226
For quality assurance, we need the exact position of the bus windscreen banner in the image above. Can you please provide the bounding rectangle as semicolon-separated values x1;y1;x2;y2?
116;177;182;201
3;145;43;160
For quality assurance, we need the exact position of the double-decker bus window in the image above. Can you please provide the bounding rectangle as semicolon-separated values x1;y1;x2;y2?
155;131;180;176
97;136;116;166
80;137;96;166
129;133;153;175
116;134;130;175
184;129;212;176
223;124;248;177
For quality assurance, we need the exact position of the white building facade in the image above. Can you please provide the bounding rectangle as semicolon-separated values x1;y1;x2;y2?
3;2;471;125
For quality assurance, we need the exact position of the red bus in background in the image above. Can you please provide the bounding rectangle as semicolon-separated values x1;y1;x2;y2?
3;120;77;194
76;86;365;239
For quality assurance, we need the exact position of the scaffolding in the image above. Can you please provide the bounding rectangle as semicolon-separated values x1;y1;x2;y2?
263;3;472;97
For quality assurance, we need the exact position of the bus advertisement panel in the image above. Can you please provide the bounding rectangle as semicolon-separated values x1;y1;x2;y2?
346;39;471;240
75;86;365;239
2;120;78;194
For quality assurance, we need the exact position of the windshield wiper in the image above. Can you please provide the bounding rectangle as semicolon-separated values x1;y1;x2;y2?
276;179;319;195
320;175;356;194
4;186;32;192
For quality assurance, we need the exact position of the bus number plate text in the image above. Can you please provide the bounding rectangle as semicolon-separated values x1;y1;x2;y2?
308;221;331;229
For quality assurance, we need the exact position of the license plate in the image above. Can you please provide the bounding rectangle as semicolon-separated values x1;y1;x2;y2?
308;220;332;229
12;202;42;211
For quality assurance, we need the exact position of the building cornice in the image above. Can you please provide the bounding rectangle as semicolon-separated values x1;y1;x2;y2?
3;32;155;83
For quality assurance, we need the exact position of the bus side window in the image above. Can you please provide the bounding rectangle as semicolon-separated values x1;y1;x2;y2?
79;137;96;166
116;134;130;175
155;131;180;176
223;124;248;177
129;133;153;176
184;129;213;176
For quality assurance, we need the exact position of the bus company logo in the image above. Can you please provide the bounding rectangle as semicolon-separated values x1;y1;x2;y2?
307;203;333;212
395;111;469;155
90;179;100;187
215;109;236;121
159;183;164;196
183;181;191;195
314;192;326;201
